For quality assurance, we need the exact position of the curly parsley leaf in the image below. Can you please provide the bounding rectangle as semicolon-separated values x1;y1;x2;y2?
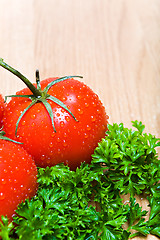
92;121;160;197
125;197;149;238
126;197;148;227
0;216;15;240
145;196;160;237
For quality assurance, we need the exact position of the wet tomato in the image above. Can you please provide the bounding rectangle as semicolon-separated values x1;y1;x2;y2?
0;59;108;170
3;78;108;170
0;134;38;220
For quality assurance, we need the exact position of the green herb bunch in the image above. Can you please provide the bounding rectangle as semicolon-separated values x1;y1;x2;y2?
0;121;160;240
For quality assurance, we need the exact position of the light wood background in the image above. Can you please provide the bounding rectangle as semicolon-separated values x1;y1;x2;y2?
0;1;160;239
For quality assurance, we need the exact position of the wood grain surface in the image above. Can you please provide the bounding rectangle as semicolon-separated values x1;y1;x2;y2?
0;1;160;239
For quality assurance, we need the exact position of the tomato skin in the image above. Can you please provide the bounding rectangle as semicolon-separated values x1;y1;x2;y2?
0;94;5;129
3;78;109;170
0;140;38;220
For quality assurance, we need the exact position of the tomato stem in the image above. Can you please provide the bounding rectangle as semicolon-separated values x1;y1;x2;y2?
0;58;82;134
36;69;41;91
0;58;42;98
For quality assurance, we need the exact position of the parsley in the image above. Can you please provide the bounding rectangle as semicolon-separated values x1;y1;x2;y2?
0;121;160;239
92;120;160;197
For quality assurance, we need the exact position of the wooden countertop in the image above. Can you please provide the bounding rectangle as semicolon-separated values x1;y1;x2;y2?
0;1;160;239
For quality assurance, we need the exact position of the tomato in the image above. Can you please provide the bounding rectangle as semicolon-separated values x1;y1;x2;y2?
0;135;38;220
0;57;108;170
0;94;5;129
3;77;108;170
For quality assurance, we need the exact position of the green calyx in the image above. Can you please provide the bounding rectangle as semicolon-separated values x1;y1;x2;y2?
0;58;82;136
0;130;23;144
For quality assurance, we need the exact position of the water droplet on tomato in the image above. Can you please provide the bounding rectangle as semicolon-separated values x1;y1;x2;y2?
49;150;53;156
0;192;5;200
84;102;89;107
31;122;35;127
31;114;36;119
15;166;19;171
28;188;32;193
1;179;6;185
91;116;96;122
14;179;18;183
21;132;25;137
65;160;69;165
21;185;26;190
65;116;70;122
22;120;26;125
78;109;83;115
63;140;67;147
84;133;88;139
41;155;45;160
62;96;67;101
86;125;91;131
96;109;100;114
60;121;64;127
3;168;7;173
51;132;56;137
77;95;82;100
49;142;53;147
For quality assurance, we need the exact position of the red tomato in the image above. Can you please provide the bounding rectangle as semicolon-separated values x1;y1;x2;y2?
0;94;5;129
0;137;38;220
3;78;109;170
